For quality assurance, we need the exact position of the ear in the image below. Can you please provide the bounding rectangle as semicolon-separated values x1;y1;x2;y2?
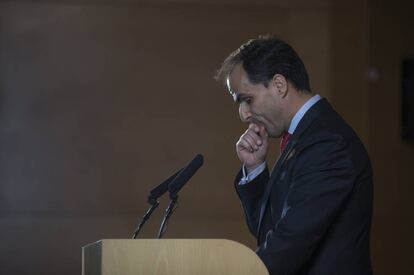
271;74;288;98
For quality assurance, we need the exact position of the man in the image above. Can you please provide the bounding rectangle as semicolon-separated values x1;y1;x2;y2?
215;36;373;275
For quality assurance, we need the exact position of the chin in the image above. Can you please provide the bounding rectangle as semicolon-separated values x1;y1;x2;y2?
267;130;278;138
268;129;283;139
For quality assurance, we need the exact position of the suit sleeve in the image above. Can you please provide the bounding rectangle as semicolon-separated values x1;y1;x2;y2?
256;134;355;274
235;167;269;237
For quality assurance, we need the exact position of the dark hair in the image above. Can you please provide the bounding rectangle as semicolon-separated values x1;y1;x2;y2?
215;35;311;92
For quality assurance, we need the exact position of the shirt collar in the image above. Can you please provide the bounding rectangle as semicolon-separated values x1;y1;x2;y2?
288;94;321;134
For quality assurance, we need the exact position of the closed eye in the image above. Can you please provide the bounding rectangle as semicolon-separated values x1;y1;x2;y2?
233;93;252;105
240;97;252;105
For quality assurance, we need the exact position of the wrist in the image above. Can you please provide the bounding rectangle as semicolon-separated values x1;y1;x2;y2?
245;162;264;174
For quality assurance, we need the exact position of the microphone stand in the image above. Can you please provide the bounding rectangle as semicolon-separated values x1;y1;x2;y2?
131;198;159;239
156;193;179;239
131;169;183;239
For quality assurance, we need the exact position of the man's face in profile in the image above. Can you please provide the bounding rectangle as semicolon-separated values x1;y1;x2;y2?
227;63;285;138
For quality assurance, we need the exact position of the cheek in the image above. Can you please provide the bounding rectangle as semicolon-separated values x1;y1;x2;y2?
264;106;282;128
259;103;276;119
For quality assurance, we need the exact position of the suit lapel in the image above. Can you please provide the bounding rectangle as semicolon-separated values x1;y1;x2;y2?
256;139;297;237
255;98;332;239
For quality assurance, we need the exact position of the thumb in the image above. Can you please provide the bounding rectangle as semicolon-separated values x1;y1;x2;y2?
259;126;269;146
259;126;268;140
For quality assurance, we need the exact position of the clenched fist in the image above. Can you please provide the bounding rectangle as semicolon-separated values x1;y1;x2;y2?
236;123;269;173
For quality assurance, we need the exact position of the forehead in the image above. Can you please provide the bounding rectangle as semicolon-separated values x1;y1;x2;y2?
226;63;250;96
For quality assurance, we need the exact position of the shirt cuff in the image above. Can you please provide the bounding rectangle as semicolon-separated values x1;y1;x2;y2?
238;162;266;185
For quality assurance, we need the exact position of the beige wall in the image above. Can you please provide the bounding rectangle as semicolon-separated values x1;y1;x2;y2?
0;0;413;274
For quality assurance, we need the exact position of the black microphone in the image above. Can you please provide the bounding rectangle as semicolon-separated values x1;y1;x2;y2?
131;168;183;239
157;154;204;239
168;154;204;195
148;168;183;204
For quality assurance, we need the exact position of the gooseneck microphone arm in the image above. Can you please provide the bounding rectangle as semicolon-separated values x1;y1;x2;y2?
156;193;179;239
131;169;183;239
156;154;204;239
132;201;159;239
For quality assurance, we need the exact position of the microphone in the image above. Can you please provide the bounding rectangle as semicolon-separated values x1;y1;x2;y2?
131;168;183;239
168;154;204;196
157;154;204;238
148;168;183;204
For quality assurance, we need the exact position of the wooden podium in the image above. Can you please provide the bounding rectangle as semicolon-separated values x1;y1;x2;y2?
82;239;268;275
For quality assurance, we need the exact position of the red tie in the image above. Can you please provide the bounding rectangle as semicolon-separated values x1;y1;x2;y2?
280;131;292;152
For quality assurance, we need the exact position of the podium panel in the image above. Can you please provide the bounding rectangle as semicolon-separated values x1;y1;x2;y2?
82;239;268;275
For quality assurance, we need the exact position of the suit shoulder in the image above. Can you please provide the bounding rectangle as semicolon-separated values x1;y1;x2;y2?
297;111;372;175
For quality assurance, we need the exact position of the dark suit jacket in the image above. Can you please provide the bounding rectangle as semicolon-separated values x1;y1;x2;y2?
235;99;373;275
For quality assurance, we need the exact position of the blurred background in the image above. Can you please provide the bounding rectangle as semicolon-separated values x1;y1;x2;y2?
1;0;413;274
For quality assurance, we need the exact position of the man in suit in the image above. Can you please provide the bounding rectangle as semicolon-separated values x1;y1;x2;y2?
215;36;373;275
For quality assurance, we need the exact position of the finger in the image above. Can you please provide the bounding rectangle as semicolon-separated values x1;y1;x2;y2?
244;130;262;146
248;123;260;134
237;138;254;153
242;133;260;150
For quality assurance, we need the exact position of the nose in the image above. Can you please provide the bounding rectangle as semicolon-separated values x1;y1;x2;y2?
239;103;252;123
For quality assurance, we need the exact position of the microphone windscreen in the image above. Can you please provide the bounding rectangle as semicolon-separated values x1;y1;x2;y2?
168;154;203;194
149;168;183;202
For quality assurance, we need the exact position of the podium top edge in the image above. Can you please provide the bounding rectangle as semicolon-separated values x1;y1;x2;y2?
82;239;252;251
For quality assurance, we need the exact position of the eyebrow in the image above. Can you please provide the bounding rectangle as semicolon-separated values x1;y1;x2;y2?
226;78;249;104
233;92;250;104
